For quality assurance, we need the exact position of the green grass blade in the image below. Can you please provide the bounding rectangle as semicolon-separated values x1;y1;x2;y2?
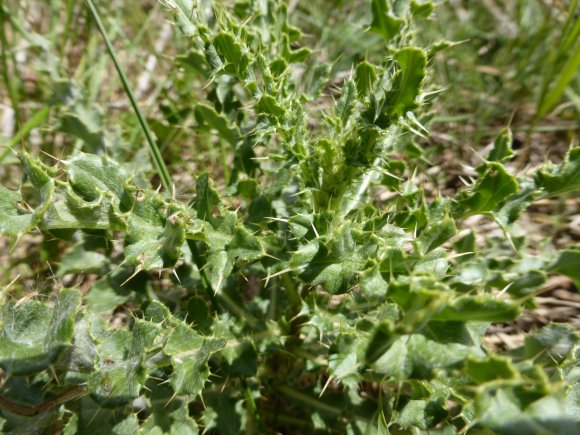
0;106;50;163
0;5;22;125
84;0;172;192
536;2;580;120
537;37;580;119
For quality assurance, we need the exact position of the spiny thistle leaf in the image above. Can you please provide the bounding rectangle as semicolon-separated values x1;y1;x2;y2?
0;289;81;375
457;162;519;215
548;249;580;288
488;128;515;162
370;0;404;42
289;224;376;294
535;146;580;196
88;319;163;406
164;322;226;396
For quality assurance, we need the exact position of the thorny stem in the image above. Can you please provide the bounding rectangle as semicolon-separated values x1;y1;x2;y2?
0;386;87;417
218;290;260;328
242;378;265;435
275;384;373;425
275;384;343;416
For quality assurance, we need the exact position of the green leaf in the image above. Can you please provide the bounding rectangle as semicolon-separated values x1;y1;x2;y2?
477;389;579;435
206;222;263;291
227;225;263;261
207;250;230;292
394;398;446;430
56;315;96;374
355;61;377;97
201;390;244;434
524;323;578;366
417;216;456;255
535;147;580;196
359;267;389;297
218;339;258;377
125;203;187;270
256;95;285;119
1;152;195;271
488;128;515;162
290;226;374;294
372;334;473;380
52;82;107;153
388;48;427;118
68;396;140;435
387;276;448;321
282;35;311;64
142;381;199;435
58;110;105;152
457;162;519;215
508;270;547;298
168;0;197;37
89;319;162;406
0;402;61;435
164;322;226;396
58;242;107;276
187;297;213;334
213;32;251;77
336;80;357;126
493;187;536;231
370;0;404;42
549;249;580;287
410;1;434;18
194;173;221;222
327;334;364;387
85;278;130;314
304;64;331;100
0;185;34;242
465;355;518;384
0;289;81;375
412;247;449;276
65;151;126;200
194;103;240;146
432;295;520;322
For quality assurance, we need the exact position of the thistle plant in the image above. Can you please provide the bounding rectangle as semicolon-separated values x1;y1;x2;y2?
0;1;578;434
